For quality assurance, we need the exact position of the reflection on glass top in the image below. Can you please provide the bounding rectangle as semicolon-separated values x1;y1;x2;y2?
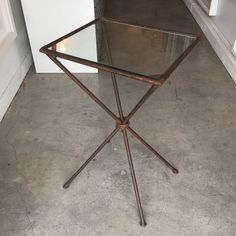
49;18;197;80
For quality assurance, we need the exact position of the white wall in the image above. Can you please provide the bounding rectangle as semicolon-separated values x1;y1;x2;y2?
21;0;97;73
184;0;236;83
0;0;32;121
212;0;236;47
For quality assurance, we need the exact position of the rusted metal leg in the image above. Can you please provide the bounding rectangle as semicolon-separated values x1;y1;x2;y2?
123;85;158;124
63;127;119;189
127;127;178;174
47;55;119;122
102;23;125;121
122;129;146;226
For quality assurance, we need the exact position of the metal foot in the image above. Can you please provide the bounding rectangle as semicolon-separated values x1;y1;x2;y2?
172;168;179;174
127;127;178;174
140;220;147;227
63;182;70;189
63;128;119;189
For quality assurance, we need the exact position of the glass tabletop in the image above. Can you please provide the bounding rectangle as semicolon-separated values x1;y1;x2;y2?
45;18;198;82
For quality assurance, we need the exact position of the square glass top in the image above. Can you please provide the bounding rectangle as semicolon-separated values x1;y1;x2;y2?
44;18;199;83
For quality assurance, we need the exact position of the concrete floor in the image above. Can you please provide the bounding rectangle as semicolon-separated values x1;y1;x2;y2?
1;0;236;235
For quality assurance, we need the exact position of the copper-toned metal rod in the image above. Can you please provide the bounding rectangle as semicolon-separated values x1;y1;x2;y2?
40;17;200;87
127;127;178;174
122;129;146;226
41;49;162;86
47;55;119;122
160;36;201;80
124;85;158;124
110;73;124;120
102;23;124;120
63;127;119;189
102;17;201;39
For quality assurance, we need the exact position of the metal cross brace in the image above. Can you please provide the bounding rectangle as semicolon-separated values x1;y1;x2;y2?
45;52;178;226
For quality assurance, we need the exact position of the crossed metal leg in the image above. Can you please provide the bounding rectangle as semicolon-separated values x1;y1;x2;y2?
46;55;178;226
63;127;119;189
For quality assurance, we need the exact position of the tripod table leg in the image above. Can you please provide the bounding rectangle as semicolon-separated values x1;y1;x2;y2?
122;129;147;226
127;127;178;174
63;127;119;189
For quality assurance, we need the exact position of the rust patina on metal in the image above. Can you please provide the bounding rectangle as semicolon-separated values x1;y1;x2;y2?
40;17;200;226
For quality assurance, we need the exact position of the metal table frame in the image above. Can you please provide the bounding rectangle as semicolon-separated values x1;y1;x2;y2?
40;17;200;226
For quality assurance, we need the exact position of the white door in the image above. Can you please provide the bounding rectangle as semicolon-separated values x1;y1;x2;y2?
21;0;97;73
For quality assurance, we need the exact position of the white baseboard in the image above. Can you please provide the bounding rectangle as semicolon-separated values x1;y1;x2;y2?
183;0;236;83
0;50;32;122
232;42;236;58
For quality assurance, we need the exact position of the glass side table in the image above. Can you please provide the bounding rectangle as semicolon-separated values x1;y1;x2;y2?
40;17;200;226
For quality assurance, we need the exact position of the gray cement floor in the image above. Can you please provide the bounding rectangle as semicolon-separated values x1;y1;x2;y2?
1;0;236;235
